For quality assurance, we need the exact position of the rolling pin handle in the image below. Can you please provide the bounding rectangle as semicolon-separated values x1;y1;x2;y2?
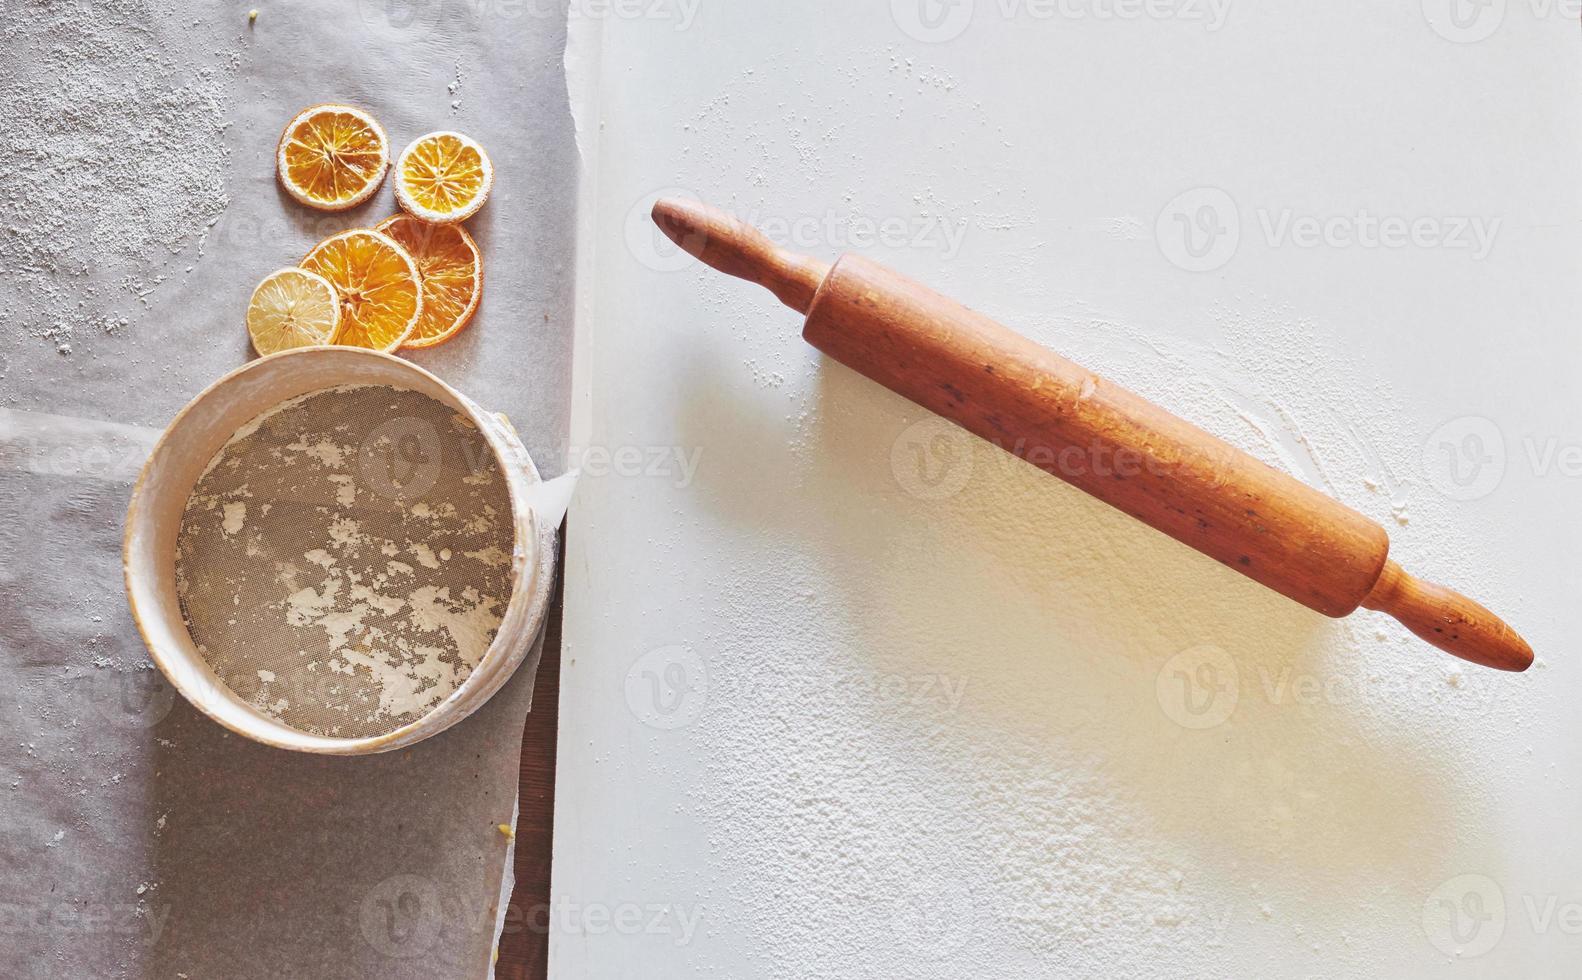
1361;561;1534;672
651;198;831;314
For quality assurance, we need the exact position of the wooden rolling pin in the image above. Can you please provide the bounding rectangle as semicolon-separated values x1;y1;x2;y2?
652;198;1534;672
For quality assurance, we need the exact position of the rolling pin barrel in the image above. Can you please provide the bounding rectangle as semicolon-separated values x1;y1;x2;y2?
651;198;1534;672
803;254;1389;617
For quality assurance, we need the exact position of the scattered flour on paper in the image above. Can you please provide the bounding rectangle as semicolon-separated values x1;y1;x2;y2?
175;385;517;738
0;0;239;355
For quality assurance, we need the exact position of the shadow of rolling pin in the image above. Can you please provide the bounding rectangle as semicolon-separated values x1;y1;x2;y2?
652;198;1534;673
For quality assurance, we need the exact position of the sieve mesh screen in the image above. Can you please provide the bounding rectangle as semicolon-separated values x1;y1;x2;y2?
175;384;516;739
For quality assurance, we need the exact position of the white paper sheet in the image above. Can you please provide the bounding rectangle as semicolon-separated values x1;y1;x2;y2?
554;5;1580;977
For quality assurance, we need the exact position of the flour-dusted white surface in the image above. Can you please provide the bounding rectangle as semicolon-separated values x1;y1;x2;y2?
557;5;1579;977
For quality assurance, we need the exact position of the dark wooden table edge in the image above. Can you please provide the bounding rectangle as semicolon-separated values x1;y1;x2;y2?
495;529;564;978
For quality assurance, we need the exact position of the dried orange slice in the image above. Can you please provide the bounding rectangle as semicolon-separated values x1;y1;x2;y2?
300;229;423;352
276;104;389;211
376;214;483;348
246;267;341;356
393;131;493;223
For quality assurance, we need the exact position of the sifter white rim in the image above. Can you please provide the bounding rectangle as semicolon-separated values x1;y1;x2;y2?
123;348;557;754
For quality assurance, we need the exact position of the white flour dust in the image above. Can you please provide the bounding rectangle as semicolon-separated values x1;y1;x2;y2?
175;385;517;738
0;0;238;355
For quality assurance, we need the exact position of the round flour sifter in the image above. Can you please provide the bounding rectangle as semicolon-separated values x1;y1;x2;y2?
124;348;558;754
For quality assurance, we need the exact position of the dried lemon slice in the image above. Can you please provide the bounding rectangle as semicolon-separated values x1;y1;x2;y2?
376;214;483;348
300;229;423;352
393;131;493;224
246;267;342;356
276;104;389;211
